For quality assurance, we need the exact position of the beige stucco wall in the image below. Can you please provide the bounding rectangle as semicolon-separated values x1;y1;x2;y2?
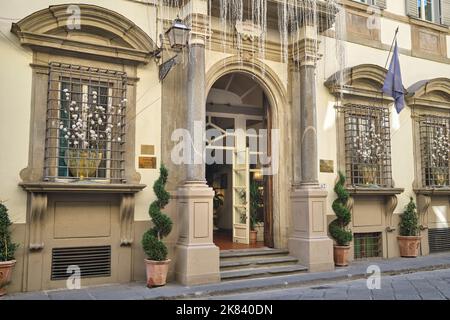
318;30;450;219
0;0;449;252
0;0;162;224
0;17;32;224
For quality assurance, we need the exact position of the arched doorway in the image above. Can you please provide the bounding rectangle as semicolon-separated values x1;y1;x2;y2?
205;72;274;249
205;57;290;251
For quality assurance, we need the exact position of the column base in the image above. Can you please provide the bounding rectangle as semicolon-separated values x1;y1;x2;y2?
288;236;334;272
288;188;334;272
175;243;220;285
175;182;220;285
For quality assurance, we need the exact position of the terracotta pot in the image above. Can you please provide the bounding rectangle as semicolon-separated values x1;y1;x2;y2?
145;259;170;287
0;260;16;296
333;245;350;267
249;230;257;244
397;236;421;257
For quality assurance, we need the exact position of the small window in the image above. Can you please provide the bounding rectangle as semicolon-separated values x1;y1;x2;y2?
417;0;442;24
44;63;127;183
419;115;450;187
354;232;382;259
354;0;375;5
342;104;392;187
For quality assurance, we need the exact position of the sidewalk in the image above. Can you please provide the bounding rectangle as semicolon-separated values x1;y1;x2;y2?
3;253;450;300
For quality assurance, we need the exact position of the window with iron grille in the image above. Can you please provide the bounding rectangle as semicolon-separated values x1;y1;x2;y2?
354;232;382;259
342;104;392;187
44;63;127;183
419;115;450;188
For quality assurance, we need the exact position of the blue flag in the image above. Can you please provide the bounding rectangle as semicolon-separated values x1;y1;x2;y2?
382;41;405;114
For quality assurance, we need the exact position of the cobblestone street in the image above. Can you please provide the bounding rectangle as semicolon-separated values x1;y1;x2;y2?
203;268;450;300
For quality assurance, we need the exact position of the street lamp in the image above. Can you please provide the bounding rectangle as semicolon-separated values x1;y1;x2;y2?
165;16;191;50
157;16;191;81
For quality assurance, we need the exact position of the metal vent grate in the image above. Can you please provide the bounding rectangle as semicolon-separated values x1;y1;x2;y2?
429;228;450;253
51;246;111;280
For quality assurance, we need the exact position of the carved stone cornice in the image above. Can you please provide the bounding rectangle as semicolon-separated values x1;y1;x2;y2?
345;187;404;196
29;193;47;251
414;188;450;196
19;182;146;194
406;78;450;111
325;64;395;104
11;4;157;65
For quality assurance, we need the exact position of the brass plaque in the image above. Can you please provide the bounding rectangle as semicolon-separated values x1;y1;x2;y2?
141;144;155;155
320;159;334;173
139;156;156;169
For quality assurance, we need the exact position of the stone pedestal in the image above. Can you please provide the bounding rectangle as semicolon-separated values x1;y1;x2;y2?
175;182;220;285
288;188;334;272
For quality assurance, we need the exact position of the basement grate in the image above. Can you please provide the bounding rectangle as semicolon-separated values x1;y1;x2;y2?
51;245;111;280
429;228;450;253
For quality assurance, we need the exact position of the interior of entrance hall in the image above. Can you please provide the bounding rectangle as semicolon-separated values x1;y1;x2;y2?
205;72;272;250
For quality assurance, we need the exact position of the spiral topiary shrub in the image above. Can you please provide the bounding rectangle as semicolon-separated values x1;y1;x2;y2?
329;171;353;246
0;202;18;262
142;164;173;261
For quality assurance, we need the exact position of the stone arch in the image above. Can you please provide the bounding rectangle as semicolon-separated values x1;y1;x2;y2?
11;4;156;64
206;56;290;249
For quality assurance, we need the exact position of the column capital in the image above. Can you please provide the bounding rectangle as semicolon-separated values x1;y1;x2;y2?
290;26;322;67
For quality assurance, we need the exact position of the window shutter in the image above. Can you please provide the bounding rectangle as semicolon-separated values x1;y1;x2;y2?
375;0;387;9
442;0;450;25
406;0;419;18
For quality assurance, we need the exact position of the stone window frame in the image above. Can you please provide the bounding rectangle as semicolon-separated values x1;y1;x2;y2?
44;62;128;183
325;64;399;191
407;78;450;191
11;4;157;188
341;103;393;188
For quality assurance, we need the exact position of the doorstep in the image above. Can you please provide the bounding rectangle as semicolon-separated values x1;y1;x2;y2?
3;252;450;300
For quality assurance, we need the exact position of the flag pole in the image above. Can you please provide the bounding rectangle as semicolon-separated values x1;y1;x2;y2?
384;26;399;69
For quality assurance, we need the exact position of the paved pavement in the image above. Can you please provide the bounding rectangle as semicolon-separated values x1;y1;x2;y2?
199;268;450;300
2;253;450;300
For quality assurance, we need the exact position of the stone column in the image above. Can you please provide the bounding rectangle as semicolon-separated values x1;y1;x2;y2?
288;26;334;272
175;4;220;285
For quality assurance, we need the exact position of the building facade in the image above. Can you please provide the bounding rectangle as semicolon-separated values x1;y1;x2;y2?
0;0;449;292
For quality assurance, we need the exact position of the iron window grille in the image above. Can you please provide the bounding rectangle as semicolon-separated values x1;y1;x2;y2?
341;104;393;187
44;63;127;183
419;114;450;188
354;232;382;259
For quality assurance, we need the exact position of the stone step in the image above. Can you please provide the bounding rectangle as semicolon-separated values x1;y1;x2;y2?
220;256;299;270
220;264;308;281
219;248;290;260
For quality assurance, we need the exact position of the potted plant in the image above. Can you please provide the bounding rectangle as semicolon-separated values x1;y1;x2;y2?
329;172;353;266
213;189;224;231
0;202;18;296
249;181;261;244
397;197;421;257
141;164;173;287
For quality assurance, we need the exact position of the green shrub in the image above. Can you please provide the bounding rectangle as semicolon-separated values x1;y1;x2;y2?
141;164;173;261
399;197;419;236
0;202;18;261
329;171;353;246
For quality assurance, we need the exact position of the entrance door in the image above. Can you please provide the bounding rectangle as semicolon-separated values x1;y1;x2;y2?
232;148;250;244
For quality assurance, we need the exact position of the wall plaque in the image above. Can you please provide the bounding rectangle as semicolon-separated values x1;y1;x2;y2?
139;156;156;169
141;144;155;155
320;159;334;173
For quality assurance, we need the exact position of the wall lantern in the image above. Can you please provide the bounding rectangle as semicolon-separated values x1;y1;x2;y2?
165;16;191;50
155;16;191;81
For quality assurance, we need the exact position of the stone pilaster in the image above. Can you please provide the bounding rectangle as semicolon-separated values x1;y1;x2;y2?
175;2;220;285
288;26;334;272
